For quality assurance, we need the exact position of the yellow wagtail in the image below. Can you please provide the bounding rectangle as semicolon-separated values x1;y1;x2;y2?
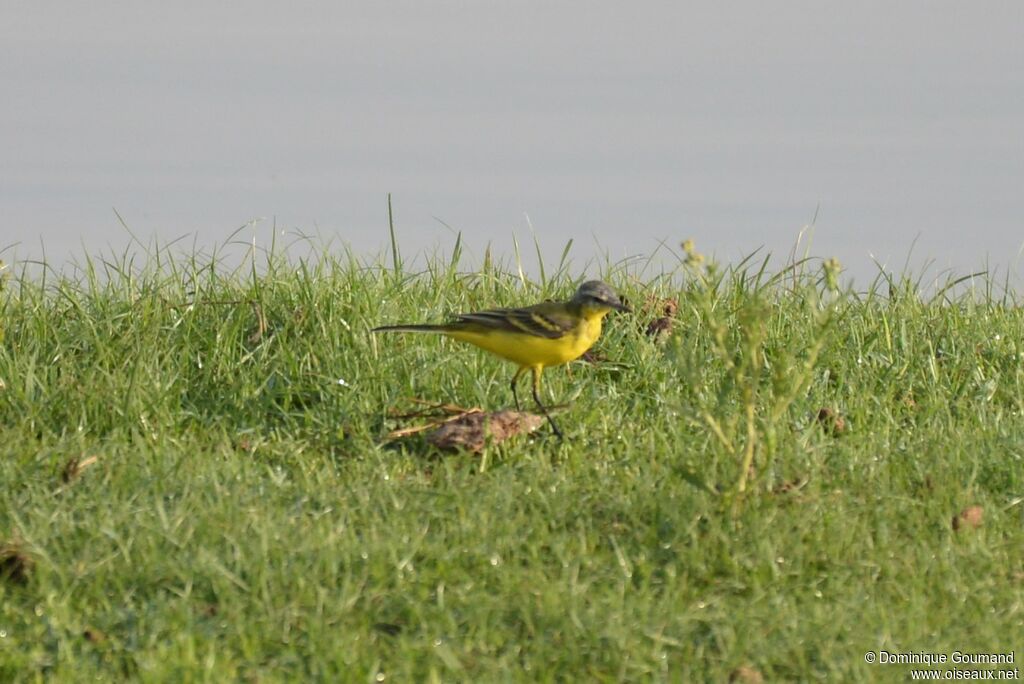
372;280;629;438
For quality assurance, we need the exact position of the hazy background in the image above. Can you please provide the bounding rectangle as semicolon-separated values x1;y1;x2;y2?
4;1;1023;284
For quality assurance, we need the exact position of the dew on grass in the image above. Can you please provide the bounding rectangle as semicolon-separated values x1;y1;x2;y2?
336;378;350;387
490;554;501;566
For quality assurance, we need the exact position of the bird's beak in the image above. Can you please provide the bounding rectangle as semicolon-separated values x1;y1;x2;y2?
612;300;631;313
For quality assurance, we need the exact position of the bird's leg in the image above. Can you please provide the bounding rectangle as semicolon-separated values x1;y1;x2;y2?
510;367;525;411
531;366;563;440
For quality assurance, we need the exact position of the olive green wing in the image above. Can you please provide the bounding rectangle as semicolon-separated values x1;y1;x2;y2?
452;301;578;339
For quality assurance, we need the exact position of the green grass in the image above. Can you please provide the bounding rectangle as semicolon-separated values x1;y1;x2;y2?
1;240;1021;682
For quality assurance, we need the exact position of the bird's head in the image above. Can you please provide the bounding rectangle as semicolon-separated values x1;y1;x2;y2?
571;280;630;316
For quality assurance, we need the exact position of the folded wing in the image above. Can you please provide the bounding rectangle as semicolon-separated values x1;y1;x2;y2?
453;303;577;339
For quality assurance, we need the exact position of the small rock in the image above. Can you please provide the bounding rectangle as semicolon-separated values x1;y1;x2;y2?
729;665;764;683
645;316;674;340
0;543;33;585
952;505;984;532
816;408;846;435
83;628;107;644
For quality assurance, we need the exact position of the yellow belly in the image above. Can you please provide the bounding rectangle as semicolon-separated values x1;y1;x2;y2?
446;315;602;368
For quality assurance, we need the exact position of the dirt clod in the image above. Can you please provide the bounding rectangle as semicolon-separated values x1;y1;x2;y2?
428;410;545;452
373;622;403;636
646;316;674;339
0;543;33;585
952;505;983;532
61;454;98;483
643;296;679;342
83;628;107;644
729;665;765;683
815;408;846;435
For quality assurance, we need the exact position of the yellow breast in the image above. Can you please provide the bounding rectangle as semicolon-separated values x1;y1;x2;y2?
447;313;604;369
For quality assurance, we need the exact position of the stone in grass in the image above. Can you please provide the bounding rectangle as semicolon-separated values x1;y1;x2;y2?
61;454;98;483
427;410;545;452
0;542;33;585
952;505;984;532
644;297;679;343
815;407;847;436
645;315;674;341
729;665;765;683
83;627;108;644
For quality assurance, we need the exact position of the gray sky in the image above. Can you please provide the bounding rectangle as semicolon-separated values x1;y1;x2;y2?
4;1;1023;284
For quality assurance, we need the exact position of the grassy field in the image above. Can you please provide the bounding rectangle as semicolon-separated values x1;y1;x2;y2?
1;239;1021;682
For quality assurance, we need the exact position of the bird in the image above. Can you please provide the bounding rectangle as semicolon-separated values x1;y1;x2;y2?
372;280;630;438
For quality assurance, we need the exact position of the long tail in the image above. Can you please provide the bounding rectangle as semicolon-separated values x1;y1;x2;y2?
371;323;452;333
